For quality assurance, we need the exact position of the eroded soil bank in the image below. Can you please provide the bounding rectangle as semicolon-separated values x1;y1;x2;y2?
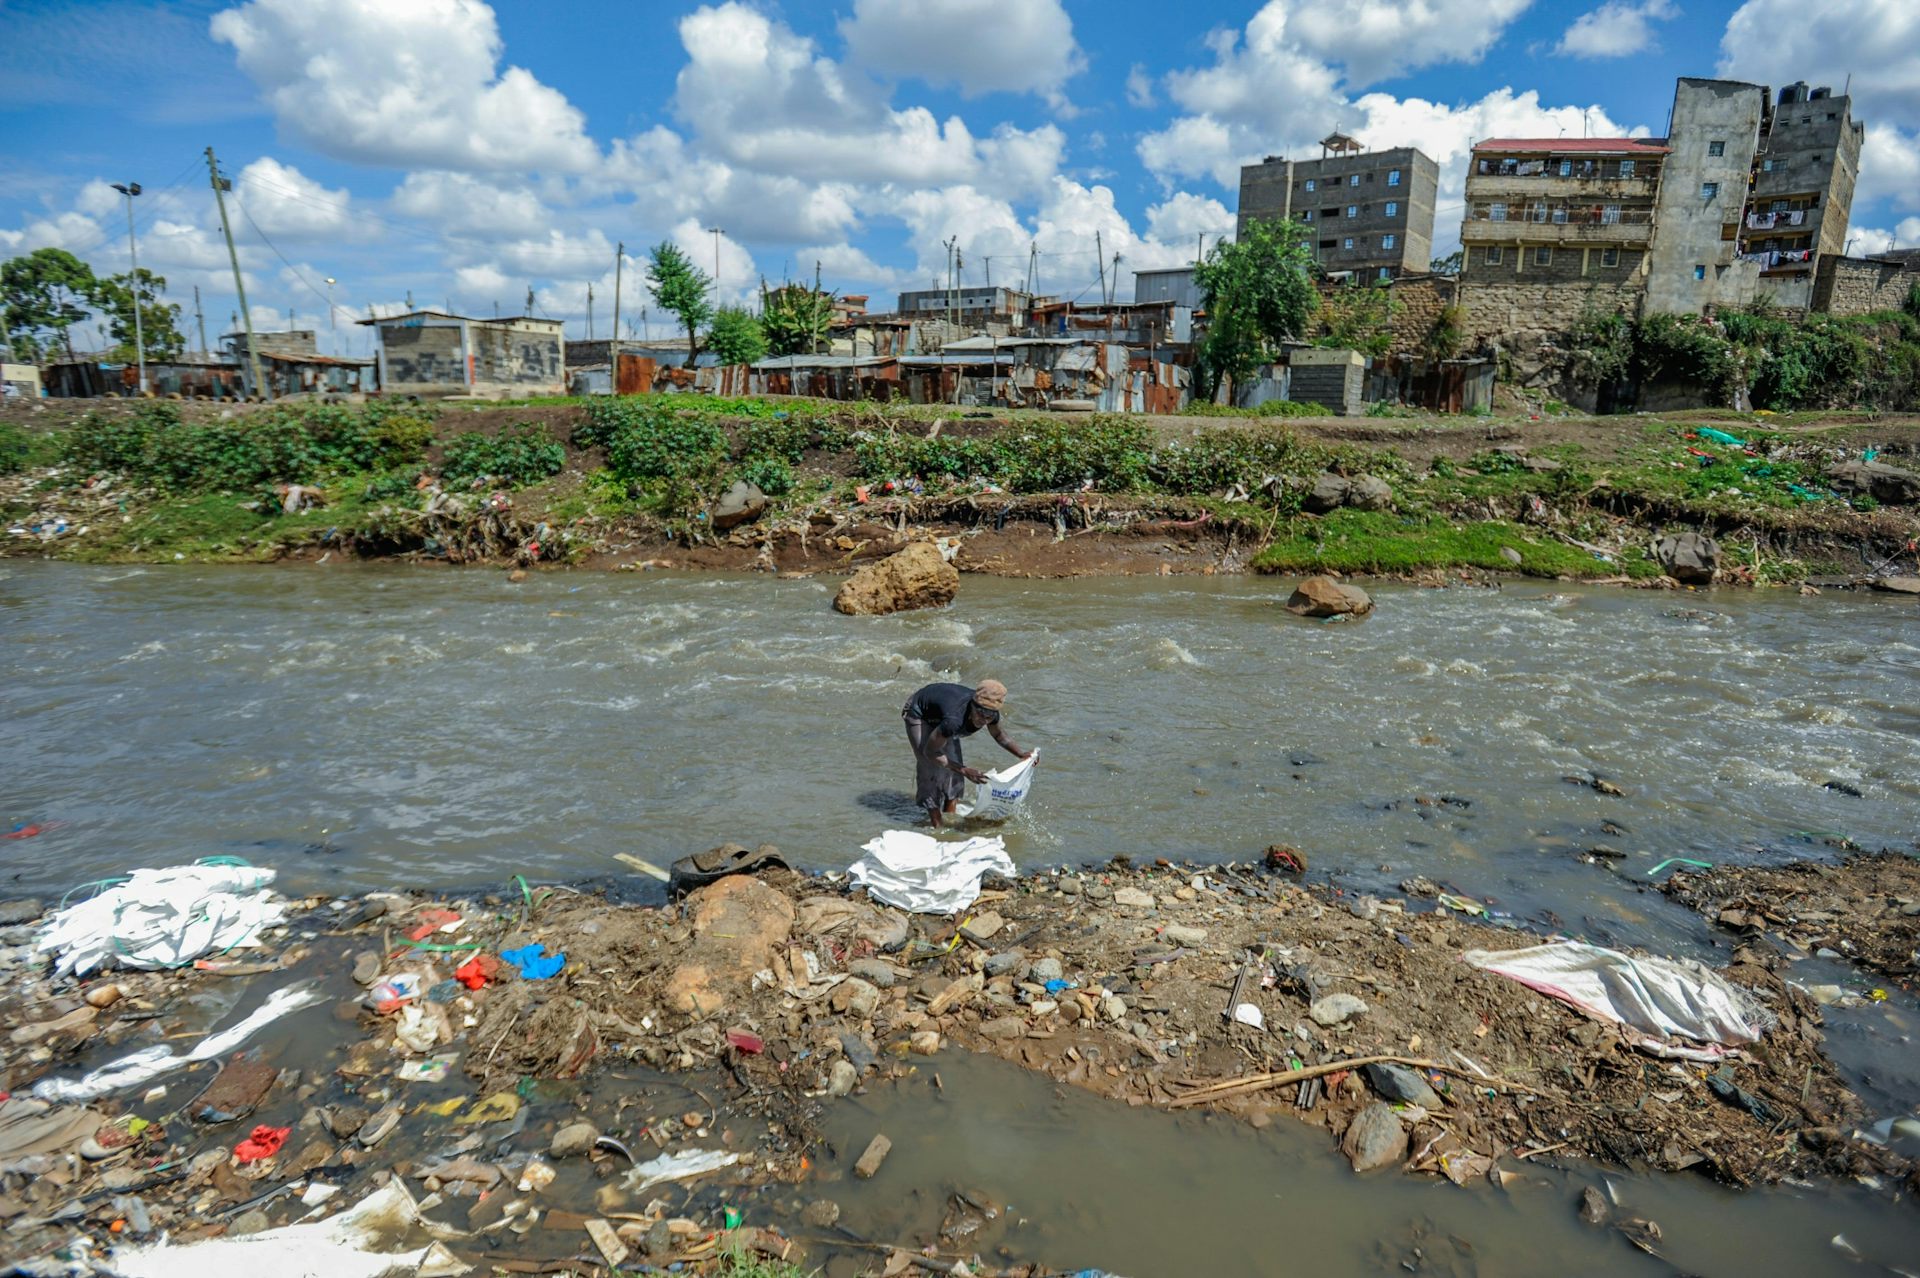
3;850;1915;1275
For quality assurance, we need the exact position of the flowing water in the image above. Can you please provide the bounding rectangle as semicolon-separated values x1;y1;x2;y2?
4;561;1919;1274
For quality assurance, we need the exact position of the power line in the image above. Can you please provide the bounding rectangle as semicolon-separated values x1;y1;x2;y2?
233;198;341;321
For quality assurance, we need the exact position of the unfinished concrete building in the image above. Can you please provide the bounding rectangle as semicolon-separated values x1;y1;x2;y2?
1237;135;1439;281
361;311;565;398
1644;78;1772;315
1738;82;1865;310
1459;138;1669;287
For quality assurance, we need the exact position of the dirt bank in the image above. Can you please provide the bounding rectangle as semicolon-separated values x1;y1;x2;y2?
1662;852;1920;980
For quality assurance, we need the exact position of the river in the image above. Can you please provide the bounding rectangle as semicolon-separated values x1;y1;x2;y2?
4;561;1918;1275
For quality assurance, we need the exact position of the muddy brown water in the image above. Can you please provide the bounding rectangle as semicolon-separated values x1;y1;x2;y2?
5;562;1920;1274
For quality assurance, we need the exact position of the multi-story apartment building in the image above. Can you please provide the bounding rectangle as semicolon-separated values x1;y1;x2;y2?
1237;134;1439;281
1458;138;1670;286
1460;75;1863;316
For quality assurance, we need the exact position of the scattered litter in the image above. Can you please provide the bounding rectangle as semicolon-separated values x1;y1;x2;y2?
34;983;326;1103
397;1052;458;1083
500;943;565;980
847;830;1014;914
0;1098;106;1159
1463;942;1770;1059
370;973;424;1013
619;1147;741;1193
454;953;499;989
232;1125;290;1163
953;750;1040;822
1434;893;1487;918
1232;1002;1265;1029
37;860;288;977
111;1177;432;1278
1645;857;1714;879
456;1092;521;1124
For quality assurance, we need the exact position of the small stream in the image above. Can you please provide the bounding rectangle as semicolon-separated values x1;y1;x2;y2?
4;561;1918;1275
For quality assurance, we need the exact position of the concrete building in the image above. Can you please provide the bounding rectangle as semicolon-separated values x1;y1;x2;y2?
1460;138;1669;287
1738;82;1865;310
360;311;565;398
1133;267;1201;311
894;286;1035;327
1236;135;1439;281
1644;78;1772;315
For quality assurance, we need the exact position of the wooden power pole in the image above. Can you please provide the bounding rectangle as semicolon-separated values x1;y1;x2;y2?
207;146;266;399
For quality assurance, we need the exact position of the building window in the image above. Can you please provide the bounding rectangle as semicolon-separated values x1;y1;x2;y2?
1378;267;1392;280
1801;116;1811;124
1693;265;1707;280
1320;239;1337;249
1382;234;1396;249
1551;206;1568;224
1342;237;1355;249
1620;159;1635;177
1486;246;1504;265
1489;202;1507;221
1827;112;1838;121
1762;158;1774;171
1559;160;1572;177
1534;246;1552;265
1350;174;1360;187
1601;247;1620;267
1347;205;1358;218
1529;202;1548;223
1708;140;1726;156
1385;201;1398;217
1303;209;1314;221
1813;154;1824;163
1305;179;1316;192
1602;203;1621;224
1387;169;1401;186
1701;181;1719;200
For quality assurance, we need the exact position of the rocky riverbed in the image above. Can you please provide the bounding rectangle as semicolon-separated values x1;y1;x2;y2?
2;848;1914;1275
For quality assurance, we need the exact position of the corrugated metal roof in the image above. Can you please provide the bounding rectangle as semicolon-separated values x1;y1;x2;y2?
750;354;897;369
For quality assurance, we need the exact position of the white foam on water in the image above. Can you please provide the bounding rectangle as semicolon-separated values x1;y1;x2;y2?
1392;657;1435;677
118;640;168;662
1149;638;1202;668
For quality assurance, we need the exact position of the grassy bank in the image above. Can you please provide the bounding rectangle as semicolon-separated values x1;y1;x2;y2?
3;395;1916;582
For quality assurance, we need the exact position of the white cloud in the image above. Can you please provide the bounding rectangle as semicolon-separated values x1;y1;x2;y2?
1145;192;1236;245
210;0;597;173
1126;65;1156;109
839;0;1083;103
1244;0;1536;91
392;172;551;240
452;263;510;305
1553;0;1677;59
792;244;909;290
234;158;357;239
1720;0;1920;122
1857;125;1920;213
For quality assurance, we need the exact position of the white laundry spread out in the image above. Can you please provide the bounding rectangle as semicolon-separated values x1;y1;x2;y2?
848;830;1015;913
953;750;1039;821
33;982;326;1103
37;861;289;978
112;1177;431;1278
1463;942;1771;1061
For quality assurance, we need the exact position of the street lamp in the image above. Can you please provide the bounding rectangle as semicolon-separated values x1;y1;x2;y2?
705;227;724;293
324;277;336;354
109;182;146;395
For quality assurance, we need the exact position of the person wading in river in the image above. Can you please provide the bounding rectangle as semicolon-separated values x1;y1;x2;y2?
902;679;1031;828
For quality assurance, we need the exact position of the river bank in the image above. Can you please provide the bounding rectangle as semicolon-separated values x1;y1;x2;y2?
2;847;1916;1277
4;396;1918;588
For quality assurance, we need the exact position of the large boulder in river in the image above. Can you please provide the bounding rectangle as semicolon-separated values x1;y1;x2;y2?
1827;460;1920;506
1654;531;1720;585
833;541;959;616
712;480;768;530
1285;575;1373;618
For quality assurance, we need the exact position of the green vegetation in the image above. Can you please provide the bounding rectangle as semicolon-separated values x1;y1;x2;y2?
2;247;98;361
0;421;60;474
761;283;836;356
647;241;713;366
1315;283;1399;358
1252;509;1655;579
1194;217;1318;395
708;306;768;366
708;1250;811;1278
440;421;567;488
62;401;435;492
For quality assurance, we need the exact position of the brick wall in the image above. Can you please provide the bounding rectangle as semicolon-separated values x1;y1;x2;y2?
1813;254;1920;316
1380;275;1457;357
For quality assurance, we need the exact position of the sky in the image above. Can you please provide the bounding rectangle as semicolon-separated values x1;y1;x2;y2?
3;0;1918;357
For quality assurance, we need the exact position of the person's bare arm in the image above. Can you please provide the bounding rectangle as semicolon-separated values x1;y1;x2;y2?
988;721;1031;759
926;726;987;783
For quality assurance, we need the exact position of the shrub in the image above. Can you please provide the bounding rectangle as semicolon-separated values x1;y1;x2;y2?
1150;426;1305;493
440;421;567;487
985;416;1153;492
62;402;439;491
603;408;727;484
737;454;794;496
0;422;56;474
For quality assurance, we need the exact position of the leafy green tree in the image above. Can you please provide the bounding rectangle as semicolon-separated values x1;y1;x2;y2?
1193;218;1318;397
95;268;185;361
760;282;836;356
707;305;767;366
647;242;713;367
2;247;98;362
1316;283;1400;358
1429;249;1464;277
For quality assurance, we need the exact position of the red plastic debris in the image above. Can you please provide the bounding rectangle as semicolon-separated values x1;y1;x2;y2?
724;1029;764;1055
232;1124;290;1163
409;909;462;941
455;953;501;990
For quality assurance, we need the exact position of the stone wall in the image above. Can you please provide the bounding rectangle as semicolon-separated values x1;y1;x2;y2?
1458;278;1642;391
1813;255;1920;316
1374;275;1458;357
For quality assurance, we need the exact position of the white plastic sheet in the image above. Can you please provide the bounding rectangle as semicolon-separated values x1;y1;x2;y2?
33;982;325;1103
848;830;1014;914
620;1147;742;1192
113;1177;430;1278
1463;942;1772;1061
37;861;289;977
954;750;1039;822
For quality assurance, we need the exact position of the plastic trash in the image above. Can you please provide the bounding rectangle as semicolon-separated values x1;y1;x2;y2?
1697;427;1747;447
370;973;424;1013
397;1052;458;1083
37;860;287;977
501;943;565;980
847;830;1015;914
111;1177;432;1278
953;750;1040;822
454;953;499;990
34;983;325;1103
232;1125;290;1163
1463;942;1771;1060
619;1147;742;1192
456;1092;521;1124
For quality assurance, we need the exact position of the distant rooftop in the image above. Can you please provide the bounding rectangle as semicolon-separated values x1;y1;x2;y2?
1474;137;1672;155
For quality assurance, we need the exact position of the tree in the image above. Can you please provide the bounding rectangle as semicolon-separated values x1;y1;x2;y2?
1429;249;1464;277
647;242;713;367
707;305;767;366
2;247;98;362
760;282;836;356
1192;218;1318;396
95;268;185;362
1316;283;1400;358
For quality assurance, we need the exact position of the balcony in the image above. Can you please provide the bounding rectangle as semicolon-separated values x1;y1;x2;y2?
1461;206;1654;245
1466;172;1660;201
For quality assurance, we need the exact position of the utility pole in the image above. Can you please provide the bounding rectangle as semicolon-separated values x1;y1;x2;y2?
1095;230;1107;309
705;227;724;294
609;241;623;392
110;182;147;394
525;285;535;315
586;283;594;341
324;277;336;354
207;147;266;400
193;285;207;357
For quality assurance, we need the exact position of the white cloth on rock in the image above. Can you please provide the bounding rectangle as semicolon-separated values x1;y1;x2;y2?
37;861;287;977
848;830;1014;913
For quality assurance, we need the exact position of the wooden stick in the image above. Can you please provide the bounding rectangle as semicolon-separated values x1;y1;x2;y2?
1164;1054;1537;1109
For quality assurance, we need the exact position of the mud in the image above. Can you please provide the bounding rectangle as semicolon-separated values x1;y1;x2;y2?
1663;852;1920;980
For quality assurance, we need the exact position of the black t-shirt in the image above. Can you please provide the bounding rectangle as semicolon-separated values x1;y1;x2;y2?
905;682;998;737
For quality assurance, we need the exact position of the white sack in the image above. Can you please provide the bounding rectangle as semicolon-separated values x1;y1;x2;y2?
620;1147;742;1192
954;750;1039;822
1463;942;1772;1061
37;861;288;978
113;1177;429;1278
33;982;325;1103
848;830;1014;914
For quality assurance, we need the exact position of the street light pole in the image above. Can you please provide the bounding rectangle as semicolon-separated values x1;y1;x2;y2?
705;227;724;294
324;277;336;354
110;182;146;395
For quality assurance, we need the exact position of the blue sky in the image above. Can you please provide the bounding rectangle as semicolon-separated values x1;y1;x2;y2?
3;0;1917;355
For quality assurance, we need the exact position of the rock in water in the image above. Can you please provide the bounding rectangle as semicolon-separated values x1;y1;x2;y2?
832;542;959;616
550;1122;599;1159
1654;531;1719;584
711;481;768;530
1578;1185;1610;1225
1285;576;1374;618
1341;1103;1407;1172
